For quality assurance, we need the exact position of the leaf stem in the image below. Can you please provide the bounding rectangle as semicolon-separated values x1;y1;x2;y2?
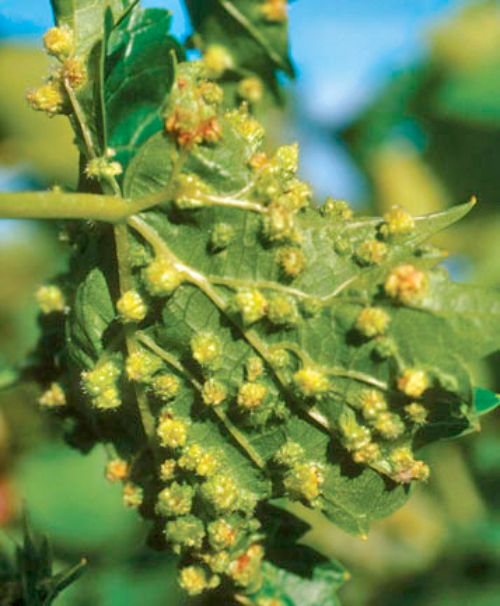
64;79;98;159
0;191;131;222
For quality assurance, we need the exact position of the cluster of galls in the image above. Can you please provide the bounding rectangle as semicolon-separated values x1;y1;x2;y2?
27;25;86;115
272;441;325;504
338;376;431;483
154;409;266;595
27;26;122;180
165;64;311;283
192;332;284;427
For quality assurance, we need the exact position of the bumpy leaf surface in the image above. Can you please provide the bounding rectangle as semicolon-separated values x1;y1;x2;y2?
18;3;500;601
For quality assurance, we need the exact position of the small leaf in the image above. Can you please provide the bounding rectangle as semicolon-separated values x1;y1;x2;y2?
474;387;499;416
66;267;115;369
104;7;183;168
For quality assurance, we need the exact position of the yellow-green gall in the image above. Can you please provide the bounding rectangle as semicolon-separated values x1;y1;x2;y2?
43;25;74;58
174;173;211;209
123;482;143;509
178;443;202;471
196;452;220;477
264;201;295;241
398;368;429;398
204;550;231;574
356;239;388;265
208;519;238;551
95;386;121;410
228;544;265;588
405;402;428;425
360;389;387;421
125;350;161;383
85;156;123;180
352;442;382;465
381;206;415;238
81;362;119;397
390;447;430;484
275;246;306;278
235;289;268;325
385;264;428;305
191;332;222;369
201;379;227;407
246;356;264;381
165;515;205;553
160;459;177;482
322;198;353;220
116;289;147;323
373;412;405;440
273;440;305;467
237;382;268;410
293;367;329;398
204;44;233;78
261;0;287;22
179;565;212;596
105;459;130;483
199;80;224;105
27;81;65;115
267;347;290;369
39;382;66;408
152;374;181;401
36;284;66;314
210;222;234;251
284;461;324;503
201;475;240;514
81;361;122;410
356;307;390;338
287;179;312;211
157;415;188;449
61;57;87;89
156;482;194;517
238;76;263;104
301;297;324;317
143;256;182;296
267;295;299;326
179;444;220;477
339;411;372;451
275;143;299;178
225;106;265;146
373;337;398;360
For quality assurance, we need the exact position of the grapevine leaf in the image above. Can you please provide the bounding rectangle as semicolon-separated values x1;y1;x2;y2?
121;109;490;535
104;7;184;168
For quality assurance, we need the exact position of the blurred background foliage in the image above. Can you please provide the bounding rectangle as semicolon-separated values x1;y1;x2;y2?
0;1;499;604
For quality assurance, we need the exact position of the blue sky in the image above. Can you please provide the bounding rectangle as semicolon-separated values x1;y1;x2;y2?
0;0;471;201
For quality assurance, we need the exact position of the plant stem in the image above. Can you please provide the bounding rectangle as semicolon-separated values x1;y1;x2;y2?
0;191;132;222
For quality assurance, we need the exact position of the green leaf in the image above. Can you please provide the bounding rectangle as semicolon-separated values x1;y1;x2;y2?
184;0;294;101
474;387;499;416
104;7;183;168
66;266;115;369
251;560;346;606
